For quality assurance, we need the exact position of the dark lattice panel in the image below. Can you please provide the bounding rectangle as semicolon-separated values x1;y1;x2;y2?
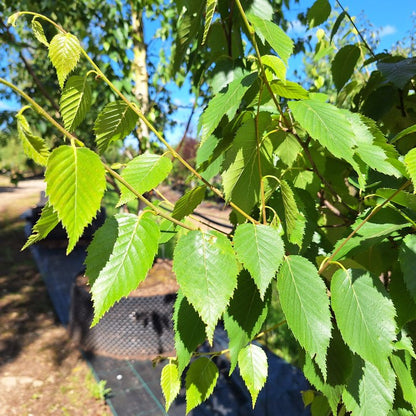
69;283;176;359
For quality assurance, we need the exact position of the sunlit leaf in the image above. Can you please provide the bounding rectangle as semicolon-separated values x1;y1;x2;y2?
31;18;49;46
117;153;172;206
172;185;206;220
173;230;238;342
161;363;181;412
48;32;81;88
45;145;106;254
248;14;293;65
404;148;416;191
238;344;268;407
199;72;258;143
85;216;119;287
233;223;284;298
331;269;396;373
22;202;59;250
261;55;287;81
16;114;50;166
343;356;395;415
202;0;217;45
277;255;332;378
60;75;92;132
94;100;138;152
90;213;159;325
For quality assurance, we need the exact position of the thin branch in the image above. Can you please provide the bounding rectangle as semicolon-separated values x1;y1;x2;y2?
19;52;60;113
319;180;412;273
336;0;377;60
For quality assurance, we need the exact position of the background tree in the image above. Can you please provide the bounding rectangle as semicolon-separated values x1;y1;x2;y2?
3;1;416;414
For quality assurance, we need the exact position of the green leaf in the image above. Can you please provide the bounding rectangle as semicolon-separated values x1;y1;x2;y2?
344;112;402;178
378;57;416;89
48;32;81;88
307;0;331;28
274;132;302;167
248;15;293;65
22;202;59;250
161;363;181;412
158;219;176;244
244;0;273;20
222;113;275;215
94;100;139;152
389;409;415;416
302;354;344;414
330;11;346;41
31;18;49;46
390;353;416;411
172;186;206;220
173;230;239;342
261;55;287;81
7;12;20;27
45;146;106;254
90;213;159;325
404;148;416;190
364;117;407;177
280;180;306;246
399;235;416;302
331;45;360;91
332;208;409;261
199;72;258;142
277;255;332;377
185;357;218;413
173;291;206;375
60;75;92;132
343;356;395;415
172;2;205;74
392;124;416;144
117;153;172;206
288;100;357;171
331;269;396;373
233;223;284;298
223;271;270;373
202;0;217;45
271;80;309;99
16;114;50;166
238;344;268;407
85;216;119;287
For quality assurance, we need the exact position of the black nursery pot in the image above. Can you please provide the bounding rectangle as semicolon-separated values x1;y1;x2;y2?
69;274;176;360
28;206;106;242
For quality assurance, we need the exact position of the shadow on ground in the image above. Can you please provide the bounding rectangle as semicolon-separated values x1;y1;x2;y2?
0;217;73;368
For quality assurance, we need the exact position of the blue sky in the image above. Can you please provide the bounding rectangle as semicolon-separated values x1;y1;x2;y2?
2;1;416;144
166;0;416;144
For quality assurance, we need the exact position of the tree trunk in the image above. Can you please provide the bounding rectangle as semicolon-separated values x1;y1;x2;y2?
130;3;150;151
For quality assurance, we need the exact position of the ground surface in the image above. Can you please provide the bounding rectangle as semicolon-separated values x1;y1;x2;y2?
0;176;232;416
0;176;111;416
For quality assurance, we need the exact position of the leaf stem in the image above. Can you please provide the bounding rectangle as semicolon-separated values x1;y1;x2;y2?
234;0;291;129
13;11;67;34
79;48;258;225
319;180;412;273
335;1;377;60
0;77;84;147
255;84;267;224
0;77;197;232
103;166;197;231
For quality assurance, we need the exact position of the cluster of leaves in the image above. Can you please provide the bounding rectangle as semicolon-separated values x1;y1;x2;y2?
3;0;416;414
